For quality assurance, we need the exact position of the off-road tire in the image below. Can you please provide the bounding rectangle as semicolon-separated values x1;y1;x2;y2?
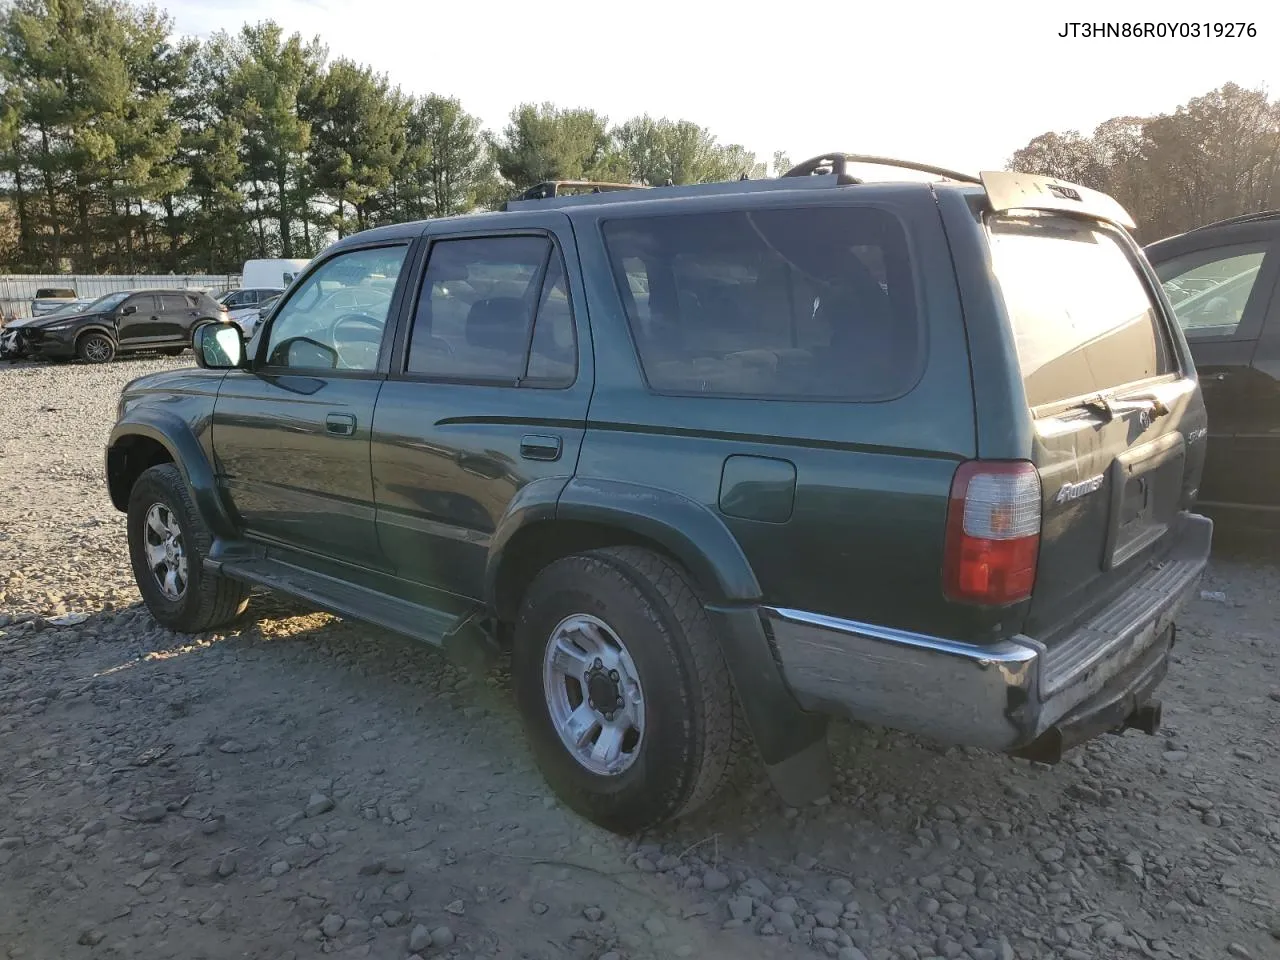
512;546;743;833
76;332;116;364
127;464;250;632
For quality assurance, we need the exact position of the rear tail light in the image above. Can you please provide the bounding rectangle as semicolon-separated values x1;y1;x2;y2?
943;460;1041;606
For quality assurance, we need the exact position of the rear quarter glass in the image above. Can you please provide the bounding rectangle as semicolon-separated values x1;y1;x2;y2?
599;204;923;402
985;214;1178;409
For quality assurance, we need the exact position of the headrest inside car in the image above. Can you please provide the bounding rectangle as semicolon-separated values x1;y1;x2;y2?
466;297;530;352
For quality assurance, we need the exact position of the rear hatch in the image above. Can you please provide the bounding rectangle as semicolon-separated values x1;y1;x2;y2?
985;212;1201;639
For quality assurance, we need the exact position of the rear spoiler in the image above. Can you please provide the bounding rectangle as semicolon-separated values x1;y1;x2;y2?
979;171;1136;230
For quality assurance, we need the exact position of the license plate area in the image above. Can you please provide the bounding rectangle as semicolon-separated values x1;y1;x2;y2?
1103;431;1185;570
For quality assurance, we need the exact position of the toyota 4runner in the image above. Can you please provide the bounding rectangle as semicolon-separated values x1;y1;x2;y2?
106;155;1213;834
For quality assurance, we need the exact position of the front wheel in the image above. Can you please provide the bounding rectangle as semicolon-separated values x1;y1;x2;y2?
512;546;744;833
127;464;250;632
77;332;116;364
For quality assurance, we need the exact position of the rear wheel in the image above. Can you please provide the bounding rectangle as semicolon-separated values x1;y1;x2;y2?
127;464;250;632
77;332;115;364
512;546;742;833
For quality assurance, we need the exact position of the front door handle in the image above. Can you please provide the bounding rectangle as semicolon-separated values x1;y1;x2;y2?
520;434;562;461
326;413;356;436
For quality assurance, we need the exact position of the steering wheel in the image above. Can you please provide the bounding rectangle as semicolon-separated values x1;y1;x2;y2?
331;313;384;369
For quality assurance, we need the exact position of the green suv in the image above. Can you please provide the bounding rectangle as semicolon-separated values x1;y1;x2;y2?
106;155;1213;834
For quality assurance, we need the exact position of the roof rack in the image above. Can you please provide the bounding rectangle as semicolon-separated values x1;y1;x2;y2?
782;153;982;184
502;173;845;211
1188;209;1280;232
513;180;647;202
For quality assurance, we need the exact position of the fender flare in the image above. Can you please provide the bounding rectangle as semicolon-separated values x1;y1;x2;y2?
485;476;762;612
71;323;118;345
107;413;238;539
485;477;828;775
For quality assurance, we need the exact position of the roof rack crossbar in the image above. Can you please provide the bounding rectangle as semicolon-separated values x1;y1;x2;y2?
783;153;981;184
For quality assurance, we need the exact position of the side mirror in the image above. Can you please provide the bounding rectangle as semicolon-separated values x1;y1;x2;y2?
120;304;138;316
194;322;246;369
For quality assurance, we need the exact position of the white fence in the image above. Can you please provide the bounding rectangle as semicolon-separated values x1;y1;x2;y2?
0;274;240;319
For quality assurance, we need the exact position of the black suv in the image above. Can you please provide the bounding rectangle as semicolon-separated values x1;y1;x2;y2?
1145;211;1280;529
106;156;1212;833
2;289;226;363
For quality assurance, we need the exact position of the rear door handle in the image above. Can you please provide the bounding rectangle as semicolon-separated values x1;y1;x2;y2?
520;434;562;461
326;413;356;436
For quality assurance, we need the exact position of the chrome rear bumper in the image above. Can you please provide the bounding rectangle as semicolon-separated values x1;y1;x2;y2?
765;512;1212;754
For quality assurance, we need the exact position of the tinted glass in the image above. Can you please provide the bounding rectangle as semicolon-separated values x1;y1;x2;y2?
160;294;190;312
1155;245;1268;339
407;236;550;380
265;245;407;371
86;292;129;312
525;252;577;386
602;206;920;399
987;215;1174;408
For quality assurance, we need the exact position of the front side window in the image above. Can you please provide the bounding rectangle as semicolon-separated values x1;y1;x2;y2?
122;295;154;316
987;215;1175;409
1154;244;1269;340
263;245;407;372
406;235;576;386
602;206;921;400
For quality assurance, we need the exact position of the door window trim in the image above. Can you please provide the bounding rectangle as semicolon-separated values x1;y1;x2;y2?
387;228;580;390
251;240;416;379
1154;240;1277;345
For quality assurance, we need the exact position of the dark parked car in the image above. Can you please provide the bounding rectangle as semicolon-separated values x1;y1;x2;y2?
218;287;285;311
106;157;1212;833
1;289;228;363
1145;211;1280;530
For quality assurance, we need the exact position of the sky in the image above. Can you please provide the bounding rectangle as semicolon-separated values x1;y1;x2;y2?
163;0;1278;176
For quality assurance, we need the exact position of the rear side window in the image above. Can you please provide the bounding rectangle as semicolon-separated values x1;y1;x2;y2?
987;216;1175;409
602;206;921;400
1154;244;1269;340
406;235;577;387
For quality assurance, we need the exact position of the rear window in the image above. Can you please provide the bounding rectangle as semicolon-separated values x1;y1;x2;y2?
987;215;1174;409
602;206;921;400
36;288;76;299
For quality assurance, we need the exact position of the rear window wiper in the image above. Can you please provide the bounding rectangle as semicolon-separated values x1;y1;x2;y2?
1071;395;1115;421
1065;393;1169;424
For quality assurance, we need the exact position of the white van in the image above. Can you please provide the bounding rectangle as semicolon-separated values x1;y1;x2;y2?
221;259;310;335
242;258;310;290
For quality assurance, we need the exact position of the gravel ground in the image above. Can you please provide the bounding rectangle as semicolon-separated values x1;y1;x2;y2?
0;356;1277;960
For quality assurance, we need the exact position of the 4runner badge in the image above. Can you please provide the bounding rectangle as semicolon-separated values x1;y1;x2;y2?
1055;474;1105;504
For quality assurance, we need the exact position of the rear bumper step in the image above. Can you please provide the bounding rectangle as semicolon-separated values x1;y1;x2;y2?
763;511;1211;756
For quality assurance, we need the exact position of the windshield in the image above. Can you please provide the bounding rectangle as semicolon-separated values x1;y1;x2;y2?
85;292;131;312
45;300;92;316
